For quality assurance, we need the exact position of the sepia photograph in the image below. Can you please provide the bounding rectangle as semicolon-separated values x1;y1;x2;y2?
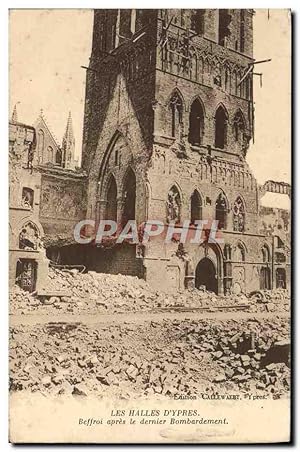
8;7;291;444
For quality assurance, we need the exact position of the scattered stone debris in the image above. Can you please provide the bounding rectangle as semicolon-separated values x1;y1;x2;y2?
9;269;290;315
9;317;290;400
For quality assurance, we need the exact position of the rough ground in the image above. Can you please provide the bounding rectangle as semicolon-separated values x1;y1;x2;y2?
9;270;291;400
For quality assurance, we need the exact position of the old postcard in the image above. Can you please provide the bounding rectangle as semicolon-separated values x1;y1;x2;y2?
9;8;291;443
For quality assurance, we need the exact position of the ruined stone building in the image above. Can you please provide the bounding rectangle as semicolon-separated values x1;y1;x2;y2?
9;108;86;292
9;9;291;295
80;9;290;294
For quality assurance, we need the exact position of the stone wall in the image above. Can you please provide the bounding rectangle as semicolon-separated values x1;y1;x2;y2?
39;170;87;241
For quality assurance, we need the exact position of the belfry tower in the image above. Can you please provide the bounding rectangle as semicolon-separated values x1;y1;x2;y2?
82;10;273;295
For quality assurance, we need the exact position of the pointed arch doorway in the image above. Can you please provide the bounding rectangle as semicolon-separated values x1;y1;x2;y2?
195;257;218;294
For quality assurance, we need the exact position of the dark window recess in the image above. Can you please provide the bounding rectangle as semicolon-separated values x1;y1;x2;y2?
135;10;147;31
275;252;286;264
166;186;181;224
260;267;271;290
218;10;231;46
119;10;132;43
233;196;245;232
190;190;202;224
122;168;136;226
55;149;62;165
169;92;183;138
16;259;37;293
237;244;246;262
21;187;34;209
276;268;286;289
240;10;245;53
191;10;205;35
19;222;40;250
262;245;270;263
215;106;227;149
188;99;204;146
233;111;245;142
105;175;118;223
277;236;285;248
215;192;227;230
224;244;232;261
115;149;119;166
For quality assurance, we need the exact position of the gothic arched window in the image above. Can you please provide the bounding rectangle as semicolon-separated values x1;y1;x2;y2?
188;99;204;146
262;245;271;263
190;190;202;224
119;9;132;43
224;243;232;261
215;192;227;230
55;149;62;166
21;187;34;209
19;221;40;250
236;243;246;262
240;10;245;53
105;175;118;223
48;146;54;163
233;196;245;232
191;10;205;35
233;110;245;143
37;129;44;163
169;91;183;138
122;168;136;226
218;10;232;46
214;105;228;149
166;185;181;223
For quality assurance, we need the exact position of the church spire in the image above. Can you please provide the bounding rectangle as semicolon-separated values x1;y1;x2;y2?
62;111;76;169
11;104;18;122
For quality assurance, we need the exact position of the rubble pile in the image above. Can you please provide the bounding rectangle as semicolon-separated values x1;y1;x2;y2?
10;269;290;315
248;289;290;313
10;270;249;315
10;316;290;399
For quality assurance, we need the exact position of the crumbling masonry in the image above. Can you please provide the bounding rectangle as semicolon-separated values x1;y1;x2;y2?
9;9;291;295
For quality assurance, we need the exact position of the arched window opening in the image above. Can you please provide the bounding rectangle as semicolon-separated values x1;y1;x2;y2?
225;67;230;91
218;10;232;46
240;10;245;53
119;9;132;43
233;110;245;143
236;243;246;262
105;175;118;223
48;146;53;163
16;259;37;293
188;99;204;146
190;190;202;224
122;168;136;226
233;196;245;232
21;187;34;209
224;243;232;261
37;129;44;163
55;149;62;166
260;267;271;290
135;10;148;31
262;245;271;263
215;192;227;230
169;91;183;138
276;268;287;289
166;185;181;224
19;222;40;250
191;10;205;35
215;106;227;149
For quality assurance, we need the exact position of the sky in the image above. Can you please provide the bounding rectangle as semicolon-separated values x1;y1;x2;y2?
9;9;291;184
